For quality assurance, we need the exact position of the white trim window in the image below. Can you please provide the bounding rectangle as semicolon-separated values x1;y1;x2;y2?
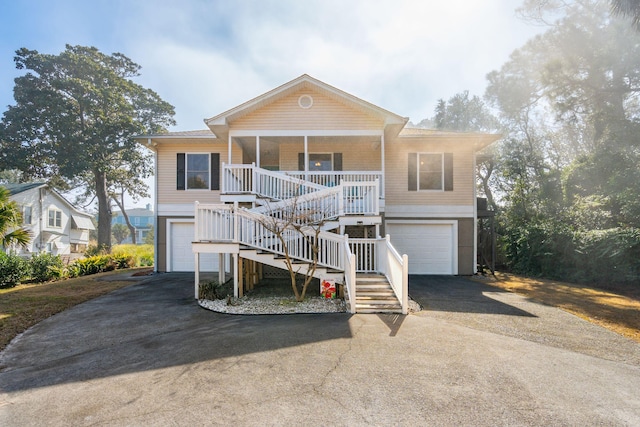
408;152;453;192
187;153;210;189
22;205;32;225
419;153;443;190
48;208;62;228
176;152;220;191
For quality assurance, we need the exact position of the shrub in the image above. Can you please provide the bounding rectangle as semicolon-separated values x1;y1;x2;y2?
71;255;112;276
0;252;29;288
111;244;154;267
576;228;640;284
199;280;229;300
29;253;64;283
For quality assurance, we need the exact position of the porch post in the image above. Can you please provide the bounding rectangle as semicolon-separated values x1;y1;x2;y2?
218;253;225;283
194;252;200;299
256;135;260;168
233;253;239;298
380;133;385;198
304;135;308;181
227;134;232;164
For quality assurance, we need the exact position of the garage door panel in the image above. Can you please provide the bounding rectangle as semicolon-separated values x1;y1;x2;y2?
170;222;219;272
387;223;455;275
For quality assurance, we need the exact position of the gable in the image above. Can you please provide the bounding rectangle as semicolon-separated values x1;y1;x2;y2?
230;88;385;131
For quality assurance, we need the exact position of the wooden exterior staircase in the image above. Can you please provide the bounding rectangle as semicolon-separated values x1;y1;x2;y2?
193;164;409;314
351;274;403;314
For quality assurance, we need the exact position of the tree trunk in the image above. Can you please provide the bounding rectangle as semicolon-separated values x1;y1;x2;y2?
112;192;137;244
95;169;112;252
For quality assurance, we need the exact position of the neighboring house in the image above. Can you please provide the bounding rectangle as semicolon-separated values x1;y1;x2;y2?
136;75;499;313
112;204;154;244
4;183;95;257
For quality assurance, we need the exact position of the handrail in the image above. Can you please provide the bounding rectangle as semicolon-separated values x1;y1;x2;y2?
195;202;345;270
380;235;409;314
343;235;357;314
252;185;343;222
194;203;408;313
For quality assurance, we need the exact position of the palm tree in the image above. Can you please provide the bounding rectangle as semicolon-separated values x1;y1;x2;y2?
611;0;640;30
0;186;31;249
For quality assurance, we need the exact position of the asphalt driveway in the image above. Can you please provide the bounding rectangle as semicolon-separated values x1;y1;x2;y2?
1;273;639;426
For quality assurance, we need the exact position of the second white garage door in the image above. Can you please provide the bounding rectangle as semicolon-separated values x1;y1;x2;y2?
387;222;456;275
169;221;219;272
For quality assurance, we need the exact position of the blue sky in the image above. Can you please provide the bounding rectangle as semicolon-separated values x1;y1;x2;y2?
0;0;543;208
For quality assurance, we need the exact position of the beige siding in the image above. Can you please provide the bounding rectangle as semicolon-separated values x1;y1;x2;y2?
156;142;242;205
384;138;476;207
279;140;382;171
232;89;384;130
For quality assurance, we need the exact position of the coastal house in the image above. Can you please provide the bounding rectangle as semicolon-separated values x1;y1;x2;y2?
4;183;95;258
137;75;499;313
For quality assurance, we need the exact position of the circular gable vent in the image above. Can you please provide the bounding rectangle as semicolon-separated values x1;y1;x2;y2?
298;94;313;109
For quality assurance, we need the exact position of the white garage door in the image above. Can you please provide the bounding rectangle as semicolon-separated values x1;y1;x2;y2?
387;222;456;275
170;222;219;272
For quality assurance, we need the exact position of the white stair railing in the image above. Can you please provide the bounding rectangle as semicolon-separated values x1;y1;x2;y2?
343;235;357;314
194;203;408;313
252;185;343;221
378;235;409;315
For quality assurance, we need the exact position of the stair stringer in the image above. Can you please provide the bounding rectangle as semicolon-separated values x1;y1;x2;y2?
239;248;344;283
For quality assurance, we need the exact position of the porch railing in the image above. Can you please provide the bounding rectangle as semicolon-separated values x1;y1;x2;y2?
222;163;324;199
195;202;345;270
222;164;379;216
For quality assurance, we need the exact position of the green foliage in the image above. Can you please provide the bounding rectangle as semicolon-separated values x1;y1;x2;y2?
0;186;31;249
576;228;640;284
112;223;130;245
0;45;175;250
480;1;640;284
70;255;114;276
85;244;109;257
0;252;29;288
143;225;154;245
198;280;230;300
111;244;153;267
29;253;64;283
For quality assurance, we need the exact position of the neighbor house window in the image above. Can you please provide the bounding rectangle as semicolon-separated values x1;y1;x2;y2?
176;153;220;190
48;209;62;228
23;205;32;225
408;152;453;192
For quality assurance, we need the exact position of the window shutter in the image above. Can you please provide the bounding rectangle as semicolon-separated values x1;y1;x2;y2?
298;153;305;171
443;153;453;191
211;153;220;190
408;153;417;191
333;153;343;171
177;153;185;190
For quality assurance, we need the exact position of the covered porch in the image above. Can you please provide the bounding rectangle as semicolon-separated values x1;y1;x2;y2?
221;130;386;205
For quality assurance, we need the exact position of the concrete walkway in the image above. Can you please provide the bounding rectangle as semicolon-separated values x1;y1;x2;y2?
1;273;639;426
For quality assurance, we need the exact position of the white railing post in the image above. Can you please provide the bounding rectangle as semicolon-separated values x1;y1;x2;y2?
338;180;345;217
402;254;408;315
194;201;200;241
221;163;226;194
251;162;256;195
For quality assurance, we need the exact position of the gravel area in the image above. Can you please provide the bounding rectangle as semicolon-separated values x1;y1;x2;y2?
199;296;347;314
199;295;422;314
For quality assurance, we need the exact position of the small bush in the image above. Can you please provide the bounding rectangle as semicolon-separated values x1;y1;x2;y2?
29;253;64;283
71;255;112;276
85;244;109;257
111;244;154;267
199;280;229;300
0;253;30;288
